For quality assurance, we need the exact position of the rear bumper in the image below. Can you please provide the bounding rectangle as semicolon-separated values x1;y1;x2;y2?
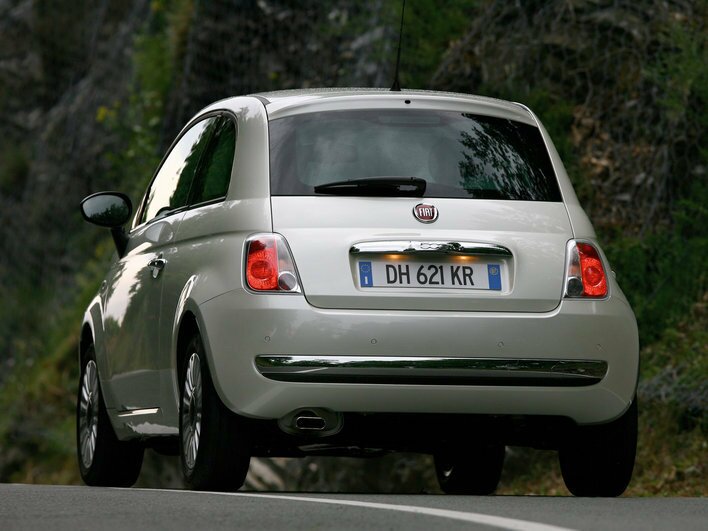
198;290;639;425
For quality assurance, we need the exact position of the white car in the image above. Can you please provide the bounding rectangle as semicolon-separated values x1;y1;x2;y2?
78;88;639;496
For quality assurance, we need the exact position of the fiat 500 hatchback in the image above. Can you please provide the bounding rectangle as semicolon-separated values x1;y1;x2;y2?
78;89;639;496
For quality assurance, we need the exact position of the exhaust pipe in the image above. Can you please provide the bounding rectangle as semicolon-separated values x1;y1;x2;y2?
279;408;343;437
294;412;327;431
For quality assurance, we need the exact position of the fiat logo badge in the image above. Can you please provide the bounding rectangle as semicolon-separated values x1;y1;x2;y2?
413;203;438;223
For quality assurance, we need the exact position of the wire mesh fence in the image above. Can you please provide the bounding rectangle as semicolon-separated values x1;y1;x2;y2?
0;0;468;369
433;0;707;235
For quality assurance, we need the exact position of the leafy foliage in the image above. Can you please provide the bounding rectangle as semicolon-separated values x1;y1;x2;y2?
396;0;475;89
0;141;29;197
0;2;176;485
603;180;707;344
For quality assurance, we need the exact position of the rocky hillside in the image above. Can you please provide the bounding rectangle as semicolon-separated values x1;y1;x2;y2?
433;0;706;235
0;0;151;370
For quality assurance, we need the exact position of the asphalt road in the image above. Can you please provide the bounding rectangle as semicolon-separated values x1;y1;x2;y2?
0;484;705;530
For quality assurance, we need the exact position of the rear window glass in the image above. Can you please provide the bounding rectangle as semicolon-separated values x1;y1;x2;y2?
269;110;562;201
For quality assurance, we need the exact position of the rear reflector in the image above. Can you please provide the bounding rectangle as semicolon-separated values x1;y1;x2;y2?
564;240;608;298
245;234;301;293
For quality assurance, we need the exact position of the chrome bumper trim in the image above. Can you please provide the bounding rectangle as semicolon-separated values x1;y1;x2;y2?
255;356;607;387
350;241;512;257
116;407;160;418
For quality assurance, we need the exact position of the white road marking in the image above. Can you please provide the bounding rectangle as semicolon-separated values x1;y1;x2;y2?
131;488;577;531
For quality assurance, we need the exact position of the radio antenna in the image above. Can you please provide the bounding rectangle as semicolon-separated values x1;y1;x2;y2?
390;0;406;91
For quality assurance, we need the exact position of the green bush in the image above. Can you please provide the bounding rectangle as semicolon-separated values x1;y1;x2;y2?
0;142;29;197
604;180;707;344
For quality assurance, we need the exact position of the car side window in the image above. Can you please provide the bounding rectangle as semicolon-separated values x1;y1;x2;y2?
139;116;218;225
190;116;236;205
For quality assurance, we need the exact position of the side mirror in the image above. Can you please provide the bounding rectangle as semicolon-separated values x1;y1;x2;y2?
80;192;133;257
80;192;132;227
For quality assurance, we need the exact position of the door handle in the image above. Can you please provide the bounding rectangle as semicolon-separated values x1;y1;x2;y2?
147;256;167;278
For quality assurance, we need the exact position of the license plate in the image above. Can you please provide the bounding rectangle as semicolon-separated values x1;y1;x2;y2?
357;260;502;290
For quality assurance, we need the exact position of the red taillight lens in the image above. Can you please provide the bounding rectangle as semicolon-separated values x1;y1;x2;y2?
565;240;608;298
245;234;301;292
246;238;278;290
577;242;607;297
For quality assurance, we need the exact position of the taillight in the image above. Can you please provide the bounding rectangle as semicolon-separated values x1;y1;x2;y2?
245;234;301;293
564;240;608;298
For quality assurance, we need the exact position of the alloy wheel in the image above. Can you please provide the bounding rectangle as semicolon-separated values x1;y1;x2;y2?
78;360;99;469
181;352;203;471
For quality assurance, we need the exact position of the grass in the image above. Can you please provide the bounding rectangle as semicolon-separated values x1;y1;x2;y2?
497;401;706;497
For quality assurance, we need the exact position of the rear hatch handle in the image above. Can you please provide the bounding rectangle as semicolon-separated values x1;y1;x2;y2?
350;241;513;257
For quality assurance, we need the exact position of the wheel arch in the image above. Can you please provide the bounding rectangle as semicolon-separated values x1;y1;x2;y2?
79;294;103;365
172;300;233;417
78;301;127;440
175;310;201;380
172;301;214;400
79;321;94;364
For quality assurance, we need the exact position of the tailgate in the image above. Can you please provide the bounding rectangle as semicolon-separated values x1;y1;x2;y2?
272;196;572;312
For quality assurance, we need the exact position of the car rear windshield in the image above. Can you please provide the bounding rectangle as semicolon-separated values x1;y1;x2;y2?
269;109;562;201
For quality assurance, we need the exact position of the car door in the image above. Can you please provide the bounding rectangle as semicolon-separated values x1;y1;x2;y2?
100;116;219;414
154;114;238;424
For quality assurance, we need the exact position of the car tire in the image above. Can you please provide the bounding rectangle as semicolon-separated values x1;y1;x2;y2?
559;398;638;497
179;332;251;491
77;344;144;487
434;444;505;495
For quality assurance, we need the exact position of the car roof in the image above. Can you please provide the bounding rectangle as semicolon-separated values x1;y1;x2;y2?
244;88;535;125
251;87;511;106
196;88;537;126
